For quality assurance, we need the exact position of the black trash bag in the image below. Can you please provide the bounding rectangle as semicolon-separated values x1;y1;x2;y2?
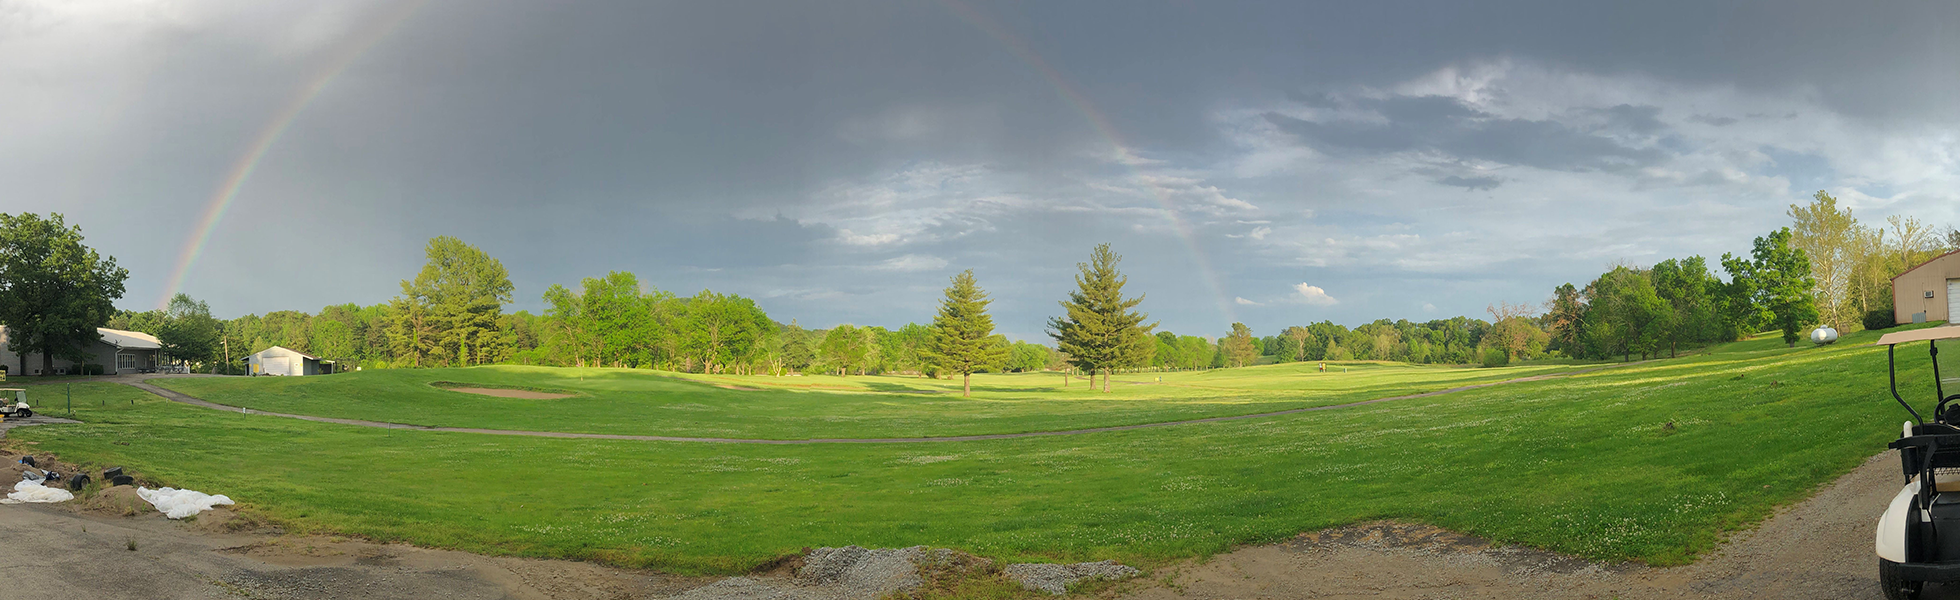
18;456;36;467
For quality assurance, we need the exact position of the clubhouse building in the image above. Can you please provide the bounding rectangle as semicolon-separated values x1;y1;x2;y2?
0;327;162;376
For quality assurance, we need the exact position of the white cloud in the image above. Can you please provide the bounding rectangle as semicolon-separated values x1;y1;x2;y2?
1234;296;1262;306
1422;303;1437;312
873;254;949;272
1294;283;1339;306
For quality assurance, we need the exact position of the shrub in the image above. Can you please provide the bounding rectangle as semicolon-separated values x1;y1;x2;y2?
1480;347;1510;368
81;364;105;376
1864;309;1896;331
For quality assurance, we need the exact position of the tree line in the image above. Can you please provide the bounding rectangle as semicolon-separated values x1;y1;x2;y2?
11;196;1958;378
1542;192;1959;362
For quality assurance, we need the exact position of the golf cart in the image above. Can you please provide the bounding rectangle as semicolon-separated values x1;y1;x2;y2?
0;388;29;420
1877;327;1960;599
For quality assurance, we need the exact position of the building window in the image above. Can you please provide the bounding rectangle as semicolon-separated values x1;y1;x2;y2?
117;354;135;370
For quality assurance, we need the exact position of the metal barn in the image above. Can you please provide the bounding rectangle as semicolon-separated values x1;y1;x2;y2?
242;346;333;376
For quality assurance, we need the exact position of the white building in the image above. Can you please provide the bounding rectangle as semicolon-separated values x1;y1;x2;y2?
0;327;162;376
242;346;333;376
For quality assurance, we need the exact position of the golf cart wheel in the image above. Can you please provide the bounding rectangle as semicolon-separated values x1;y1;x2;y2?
15;408;28;419
1881;558;1925;600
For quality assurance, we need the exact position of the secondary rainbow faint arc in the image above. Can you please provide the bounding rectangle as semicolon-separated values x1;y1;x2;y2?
157;1;428;310
937;0;1237;324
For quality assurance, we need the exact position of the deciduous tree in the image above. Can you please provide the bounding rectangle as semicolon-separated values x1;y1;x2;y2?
1221;322;1257;367
0;213;128;376
1724;228;1819;347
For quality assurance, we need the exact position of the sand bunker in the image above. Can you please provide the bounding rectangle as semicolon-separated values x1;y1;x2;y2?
443;387;573;400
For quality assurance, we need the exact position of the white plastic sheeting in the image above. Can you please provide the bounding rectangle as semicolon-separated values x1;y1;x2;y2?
1;480;75;504
136;486;234;519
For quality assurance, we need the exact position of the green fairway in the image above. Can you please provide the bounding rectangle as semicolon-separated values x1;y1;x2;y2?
7;328;1943;575
150;361;1578;439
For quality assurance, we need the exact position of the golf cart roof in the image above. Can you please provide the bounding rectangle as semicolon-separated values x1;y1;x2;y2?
1877;326;1960;346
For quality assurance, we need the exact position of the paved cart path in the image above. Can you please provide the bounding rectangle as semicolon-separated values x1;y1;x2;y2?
119;364;1634;444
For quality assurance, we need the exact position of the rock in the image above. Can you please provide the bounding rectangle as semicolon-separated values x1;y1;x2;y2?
796;545;928;597
670;577;806;600
666;546;946;600
1004;560;1140;595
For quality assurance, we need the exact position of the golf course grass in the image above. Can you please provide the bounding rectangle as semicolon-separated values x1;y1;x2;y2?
148;361;1581;439
3;326;1946;575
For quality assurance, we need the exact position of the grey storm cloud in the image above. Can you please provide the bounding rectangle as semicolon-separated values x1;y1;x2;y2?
1263;95;1667;175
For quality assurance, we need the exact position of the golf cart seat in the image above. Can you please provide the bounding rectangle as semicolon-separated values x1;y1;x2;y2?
1920;469;1960;493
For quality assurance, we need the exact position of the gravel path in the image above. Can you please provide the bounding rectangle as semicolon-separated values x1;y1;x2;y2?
118;365;1632;444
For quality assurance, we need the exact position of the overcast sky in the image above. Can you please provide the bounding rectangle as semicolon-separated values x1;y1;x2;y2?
6;1;1958;340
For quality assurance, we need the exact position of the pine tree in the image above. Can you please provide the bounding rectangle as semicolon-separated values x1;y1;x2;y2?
923;270;1008;396
1048;244;1156;392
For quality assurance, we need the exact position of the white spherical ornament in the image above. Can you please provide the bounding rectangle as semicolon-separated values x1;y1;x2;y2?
1810;326;1838;345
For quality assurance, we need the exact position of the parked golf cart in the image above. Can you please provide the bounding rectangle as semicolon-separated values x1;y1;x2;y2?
0;388;29;419
1877;327;1960;599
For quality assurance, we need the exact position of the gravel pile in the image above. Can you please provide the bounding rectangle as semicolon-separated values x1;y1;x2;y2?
1004;560;1141;595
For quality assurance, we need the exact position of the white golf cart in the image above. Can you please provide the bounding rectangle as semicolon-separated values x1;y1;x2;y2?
0;388;29;420
1877;327;1960;599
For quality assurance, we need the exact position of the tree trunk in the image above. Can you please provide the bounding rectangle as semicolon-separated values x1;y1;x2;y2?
1102;367;1110;393
963;372;970;397
41;351;53;376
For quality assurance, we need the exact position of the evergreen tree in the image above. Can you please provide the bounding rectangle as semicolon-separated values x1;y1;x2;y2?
1047;244;1156;392
0;213;128;376
923;270;1008;396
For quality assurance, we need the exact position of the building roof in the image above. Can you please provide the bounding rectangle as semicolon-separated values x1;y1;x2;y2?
0;326;161;350
1891;249;1960;282
97;328;161;350
243;345;322;361
1877;325;1960;346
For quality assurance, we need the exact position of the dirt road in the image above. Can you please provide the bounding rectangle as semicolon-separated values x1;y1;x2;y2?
0;500;703;600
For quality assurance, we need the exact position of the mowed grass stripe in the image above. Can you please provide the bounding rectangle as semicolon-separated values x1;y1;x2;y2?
130;364;1621;443
10;328;1935;575
150;361;1579;439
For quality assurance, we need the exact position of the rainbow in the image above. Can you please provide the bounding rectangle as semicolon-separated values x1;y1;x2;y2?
937;0;1236;324
157;1;428;309
165;2;1236;322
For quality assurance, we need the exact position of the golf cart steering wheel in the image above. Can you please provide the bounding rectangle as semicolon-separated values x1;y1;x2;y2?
1942;395;1960;424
